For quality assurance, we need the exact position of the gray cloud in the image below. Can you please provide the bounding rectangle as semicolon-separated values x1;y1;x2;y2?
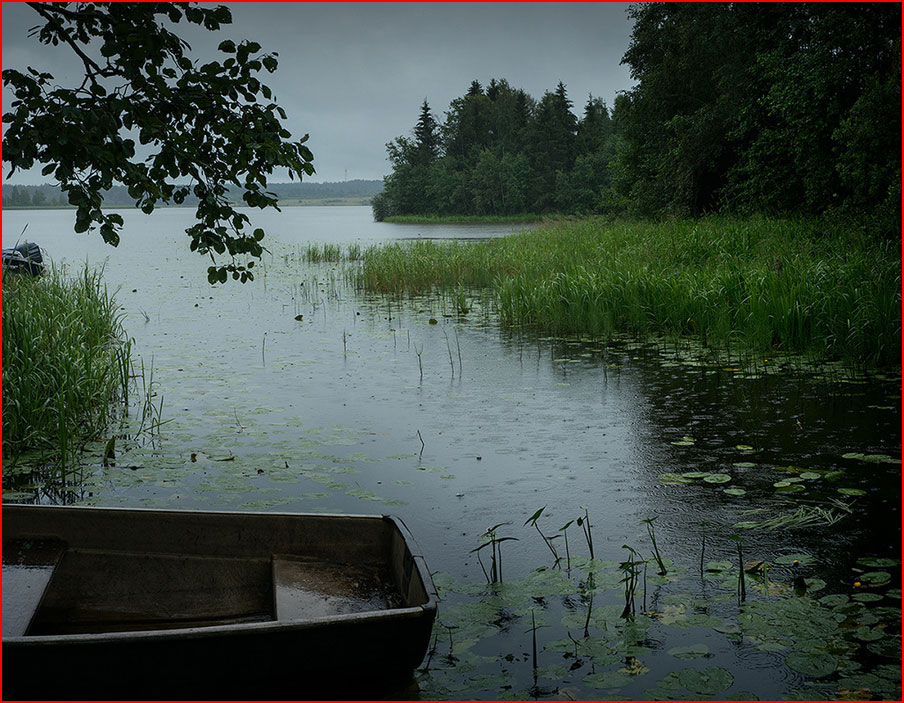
2;2;635;183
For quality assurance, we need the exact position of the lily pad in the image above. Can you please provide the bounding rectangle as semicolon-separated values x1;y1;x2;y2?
857;557;900;568
703;473;731;484
733;462;756;469
668;644;710;659
851;593;883;603
736;444;755;451
676;666;734;695
660;472;694;484
799;472;821;480
681;471;711;479
784;651;837;677
837;487;867;496
860;571;892;586
775;483;805;493
583;671;634;689
723;488;747;496
706;560;734;573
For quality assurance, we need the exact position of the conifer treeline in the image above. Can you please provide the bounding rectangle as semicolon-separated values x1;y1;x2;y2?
372;78;613;219
375;4;899;233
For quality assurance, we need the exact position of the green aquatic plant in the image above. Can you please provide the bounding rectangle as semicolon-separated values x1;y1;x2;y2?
472;523;518;584
643;516;668;576
2;265;134;469
358;216;901;366
525;506;561;567
577;505;595;559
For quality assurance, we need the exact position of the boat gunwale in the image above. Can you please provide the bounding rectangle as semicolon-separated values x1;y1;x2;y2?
2;504;438;646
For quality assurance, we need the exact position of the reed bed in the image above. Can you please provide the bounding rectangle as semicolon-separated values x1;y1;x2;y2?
302;242;362;263
383;213;543;225
2;265;132;467
357;216;901;366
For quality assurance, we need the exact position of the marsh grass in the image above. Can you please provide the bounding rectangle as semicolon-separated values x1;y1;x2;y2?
2;265;132;468
357;216;901;365
383;213;544;225
302;242;362;263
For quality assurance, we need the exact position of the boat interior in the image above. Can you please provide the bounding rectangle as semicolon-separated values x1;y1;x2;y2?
2;507;426;638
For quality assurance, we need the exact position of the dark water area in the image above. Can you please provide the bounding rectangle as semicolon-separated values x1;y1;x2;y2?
3;207;900;700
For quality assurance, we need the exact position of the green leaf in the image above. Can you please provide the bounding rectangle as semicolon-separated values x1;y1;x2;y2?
837;487;867;496
668;644;710;659
703;473;731;483
784;651;837;677
676;666;734;694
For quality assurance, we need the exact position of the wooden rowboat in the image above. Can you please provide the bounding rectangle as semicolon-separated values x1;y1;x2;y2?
2;504;437;699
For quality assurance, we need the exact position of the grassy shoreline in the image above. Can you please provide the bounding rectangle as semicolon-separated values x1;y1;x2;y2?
2;267;132;467
356;216;901;367
382;213;546;225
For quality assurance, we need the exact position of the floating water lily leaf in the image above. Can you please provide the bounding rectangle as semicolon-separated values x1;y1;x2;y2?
852;626;886;642
671;440;695;446
736;444;755;451
723;488;747;496
842;452;900;464
818;594;848;607
703;473;731;484
681;471;711;479
852;593;883;603
706;560;734;573
857;557;900;568
773;481;791;487
868;637;902;658
733;462;756;469
803;578;826;593
860;571;892;585
886;589;902;599
837;487;867;496
675;666;734;694
668;644;709;659
660;472;694;484
784;651;837;677
776;484;805;493
798;472;821;480
583;670;634;689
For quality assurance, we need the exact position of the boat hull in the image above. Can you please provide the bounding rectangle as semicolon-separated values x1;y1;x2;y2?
2;505;437;699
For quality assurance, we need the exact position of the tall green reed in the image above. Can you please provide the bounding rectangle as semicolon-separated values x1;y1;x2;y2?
3;265;133;469
357;216;900;366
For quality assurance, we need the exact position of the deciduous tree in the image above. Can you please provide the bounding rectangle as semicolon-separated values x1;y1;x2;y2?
3;2;315;283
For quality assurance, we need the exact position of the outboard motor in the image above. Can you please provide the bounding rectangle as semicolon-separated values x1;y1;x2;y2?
2;241;44;276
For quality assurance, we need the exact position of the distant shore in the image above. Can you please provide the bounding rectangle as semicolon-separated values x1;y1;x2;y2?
2;197;376;210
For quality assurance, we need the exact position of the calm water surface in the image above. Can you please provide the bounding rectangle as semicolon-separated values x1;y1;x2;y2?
3;206;900;700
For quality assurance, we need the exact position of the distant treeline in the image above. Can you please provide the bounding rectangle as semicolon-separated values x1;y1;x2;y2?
374;3;900;234
2;180;383;208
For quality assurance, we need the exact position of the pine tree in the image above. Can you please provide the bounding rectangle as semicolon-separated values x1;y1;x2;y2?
413;100;440;167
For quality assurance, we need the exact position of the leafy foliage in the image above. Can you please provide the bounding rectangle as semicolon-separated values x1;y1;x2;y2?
2;2;315;283
615;3;900;231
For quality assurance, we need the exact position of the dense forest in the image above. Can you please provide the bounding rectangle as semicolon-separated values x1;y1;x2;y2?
373;3;900;233
2;180;383;208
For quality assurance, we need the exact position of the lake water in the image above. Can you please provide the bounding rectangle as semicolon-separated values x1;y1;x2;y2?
3;206;901;700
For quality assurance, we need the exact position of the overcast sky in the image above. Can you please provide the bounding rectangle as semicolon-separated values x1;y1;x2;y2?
2;2;635;184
